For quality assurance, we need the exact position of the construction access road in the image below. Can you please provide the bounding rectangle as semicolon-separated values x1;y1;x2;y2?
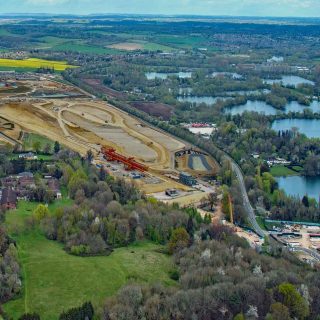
230;160;266;237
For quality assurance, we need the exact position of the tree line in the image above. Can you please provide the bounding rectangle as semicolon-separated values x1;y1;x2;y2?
35;158;208;256
102;223;319;320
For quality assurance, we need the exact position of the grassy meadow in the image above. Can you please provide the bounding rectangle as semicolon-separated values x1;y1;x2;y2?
270;165;299;177
22;133;55;151
51;43;120;55
154;35;208;49
4;200;175;319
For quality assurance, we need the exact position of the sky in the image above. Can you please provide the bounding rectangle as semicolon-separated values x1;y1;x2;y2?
1;0;320;17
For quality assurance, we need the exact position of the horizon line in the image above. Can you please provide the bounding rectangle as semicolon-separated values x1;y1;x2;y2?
1;13;320;19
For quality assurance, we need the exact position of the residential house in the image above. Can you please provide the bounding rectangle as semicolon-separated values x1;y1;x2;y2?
47;178;62;199
1;188;17;210
18;152;38;160
1;172;35;200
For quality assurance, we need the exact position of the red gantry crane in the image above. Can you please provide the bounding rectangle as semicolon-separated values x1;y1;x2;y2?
101;147;148;172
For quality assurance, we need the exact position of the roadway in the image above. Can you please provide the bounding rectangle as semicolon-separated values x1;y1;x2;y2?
67;79;320;261
134;110;267;237
227;155;320;262
229;160;266;237
291;247;320;262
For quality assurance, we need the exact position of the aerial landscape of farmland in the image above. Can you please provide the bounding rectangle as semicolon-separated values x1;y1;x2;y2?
1;1;320;319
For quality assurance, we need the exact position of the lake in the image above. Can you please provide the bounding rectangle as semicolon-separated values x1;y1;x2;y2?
177;94;320;114
226;101;278;115
264;75;315;87
286;100;320;113
276;175;320;201
285;100;320;113
146;72;192;80
225;89;271;96
178;96;228;105
178;91;271;105
272;119;320;138
226;100;320;116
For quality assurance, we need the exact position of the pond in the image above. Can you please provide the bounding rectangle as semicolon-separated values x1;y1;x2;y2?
264;76;315;87
276;175;320;200
146;72;192;80
272;119;320;138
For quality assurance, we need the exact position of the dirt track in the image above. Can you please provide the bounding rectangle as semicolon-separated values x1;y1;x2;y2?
0;88;186;173
0;78;219;195
57;100;185;170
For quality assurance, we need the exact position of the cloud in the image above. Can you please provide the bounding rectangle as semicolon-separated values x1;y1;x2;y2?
2;0;320;17
26;0;70;4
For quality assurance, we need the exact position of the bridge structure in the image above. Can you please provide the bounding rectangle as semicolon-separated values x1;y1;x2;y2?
101;147;149;173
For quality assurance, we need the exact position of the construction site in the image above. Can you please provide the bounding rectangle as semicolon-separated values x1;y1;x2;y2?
175;148;217;178
0;74;219;205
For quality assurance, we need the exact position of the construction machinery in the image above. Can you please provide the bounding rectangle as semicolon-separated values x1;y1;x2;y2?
101;147;148;172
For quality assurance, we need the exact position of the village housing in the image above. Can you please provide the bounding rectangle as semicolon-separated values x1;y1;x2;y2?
0;171;61;210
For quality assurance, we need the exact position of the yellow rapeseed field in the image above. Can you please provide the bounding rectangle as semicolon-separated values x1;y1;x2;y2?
0;58;76;71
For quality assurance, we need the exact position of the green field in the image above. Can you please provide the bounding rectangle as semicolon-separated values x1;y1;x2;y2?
23;133;54;151
0;58;76;71
292;165;304;173
270;165;298;177
4;201;175;319
51;42;121;55
142;42;176;52
36;36;118;55
35;36;71;49
154;35;208;49
10;154;53;161
0;28;14;36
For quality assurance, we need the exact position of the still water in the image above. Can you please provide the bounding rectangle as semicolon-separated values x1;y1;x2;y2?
272;119;320;138
285;101;320;113
178;94;320;113
178;96;228;105
226;101;278;115
226;100;320;116
276;175;320;200
264;76;315;87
